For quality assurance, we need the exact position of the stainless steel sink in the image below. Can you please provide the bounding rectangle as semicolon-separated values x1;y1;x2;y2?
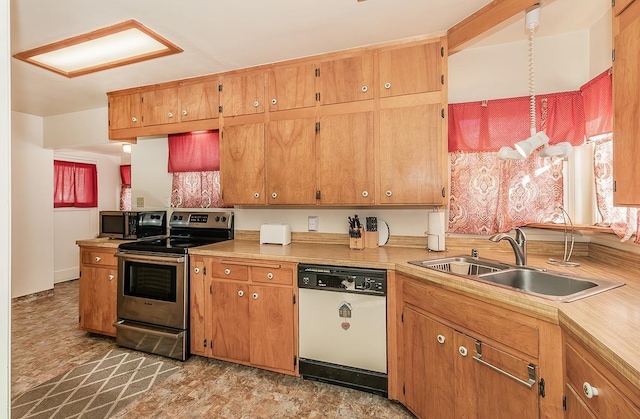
408;256;512;275
408;255;624;302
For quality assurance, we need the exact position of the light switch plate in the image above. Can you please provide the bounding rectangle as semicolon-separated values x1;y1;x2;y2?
136;197;144;208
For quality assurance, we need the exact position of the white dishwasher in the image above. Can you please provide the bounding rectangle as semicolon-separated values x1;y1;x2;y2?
298;264;387;396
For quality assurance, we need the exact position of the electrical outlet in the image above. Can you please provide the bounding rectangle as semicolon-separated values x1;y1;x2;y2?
136;197;144;208
164;197;171;208
308;216;319;231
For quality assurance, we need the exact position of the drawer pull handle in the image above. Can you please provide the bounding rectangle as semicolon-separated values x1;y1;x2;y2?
95;256;101;262
224;268;231;275
583;382;599;398
267;272;274;280
168;112;174;118
182;110;188;116
385;190;392;197
458;346;468;357
437;334;445;344
362;190;368;198
473;341;535;389
254;192;260;199
108;275;114;281
238;290;244;297
271;98;277;105
361;85;368;93
194;267;200;274
131;116;137;123
252;293;259;300
384;82;391;89
254;101;259;107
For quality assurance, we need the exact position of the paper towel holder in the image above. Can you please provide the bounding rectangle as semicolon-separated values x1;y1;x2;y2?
426;207;447;252
426;233;447;252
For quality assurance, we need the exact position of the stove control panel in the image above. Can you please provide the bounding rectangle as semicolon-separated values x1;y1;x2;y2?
170;211;234;229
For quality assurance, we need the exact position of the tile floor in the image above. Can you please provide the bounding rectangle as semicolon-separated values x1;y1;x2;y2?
12;280;414;418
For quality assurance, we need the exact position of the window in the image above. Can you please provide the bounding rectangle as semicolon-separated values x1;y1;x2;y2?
167;130;223;208
53;160;98;208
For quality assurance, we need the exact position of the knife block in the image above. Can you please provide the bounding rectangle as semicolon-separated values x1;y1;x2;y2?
365;231;379;248
349;228;365;250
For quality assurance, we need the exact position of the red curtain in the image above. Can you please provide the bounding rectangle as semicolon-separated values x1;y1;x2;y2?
168;130;220;172
581;69;613;138
120;165;132;211
120;165;131;185
449;92;585;152
54;160;97;208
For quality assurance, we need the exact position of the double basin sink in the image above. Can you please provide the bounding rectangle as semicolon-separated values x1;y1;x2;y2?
408;256;624;302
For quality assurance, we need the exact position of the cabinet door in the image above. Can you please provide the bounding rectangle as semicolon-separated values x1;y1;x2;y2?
190;258;207;356
79;266;117;336
211;280;250;362
460;336;539;419
403;307;455;419
613;3;640;205
565;385;597;419
143;87;179;126
266;118;317;205
379;104;446;204
179;80;219;122
109;94;142;130
267;64;316;111
220;123;265;205
318;112;375;204
615;0;635;16
379;42;443;98
220;72;265;116
249;285;295;372
319;54;374;105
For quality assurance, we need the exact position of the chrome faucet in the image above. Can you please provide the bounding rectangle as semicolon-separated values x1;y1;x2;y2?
488;227;527;266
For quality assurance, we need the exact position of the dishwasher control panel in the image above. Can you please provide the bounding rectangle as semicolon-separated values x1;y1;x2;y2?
298;264;386;296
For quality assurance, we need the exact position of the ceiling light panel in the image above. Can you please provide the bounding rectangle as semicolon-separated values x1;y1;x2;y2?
13;20;182;78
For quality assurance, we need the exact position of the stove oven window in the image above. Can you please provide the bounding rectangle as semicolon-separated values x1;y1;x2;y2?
123;262;177;302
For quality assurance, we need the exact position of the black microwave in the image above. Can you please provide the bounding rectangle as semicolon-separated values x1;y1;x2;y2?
99;211;167;239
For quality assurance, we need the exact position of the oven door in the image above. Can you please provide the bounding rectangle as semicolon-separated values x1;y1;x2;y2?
116;252;188;330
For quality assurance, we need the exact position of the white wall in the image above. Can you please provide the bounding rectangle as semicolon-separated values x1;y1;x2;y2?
43;108;109;148
1;0;11;410
11;112;54;298
52;150;121;283
589;8;613;78
130;136;173;210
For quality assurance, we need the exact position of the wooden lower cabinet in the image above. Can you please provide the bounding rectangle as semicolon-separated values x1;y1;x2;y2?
190;256;298;375
78;246;118;336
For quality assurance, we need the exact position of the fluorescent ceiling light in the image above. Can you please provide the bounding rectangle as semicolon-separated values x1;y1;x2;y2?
13;20;182;78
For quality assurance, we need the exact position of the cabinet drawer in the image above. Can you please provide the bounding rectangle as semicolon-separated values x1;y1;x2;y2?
211;260;249;281
250;265;293;285
403;278;539;359
565;337;640;418
81;249;117;267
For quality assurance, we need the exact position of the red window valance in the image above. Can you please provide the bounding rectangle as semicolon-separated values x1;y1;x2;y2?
580;68;612;138
120;165;131;186
449;91;586;152
168;130;220;172
54;160;98;208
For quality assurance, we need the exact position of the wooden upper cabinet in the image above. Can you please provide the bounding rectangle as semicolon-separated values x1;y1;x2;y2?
317;111;375;205
220;72;265;117
266;118;317;205
109;93;142;130
267;64;317;112
319;54;374;105
615;0;635;16
613;0;640;205
142;87;179;126
220;122;266;205
379;104;446;205
379;41;443;98
179;80;219;122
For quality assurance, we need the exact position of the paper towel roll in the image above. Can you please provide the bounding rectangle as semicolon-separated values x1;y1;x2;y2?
427;211;445;251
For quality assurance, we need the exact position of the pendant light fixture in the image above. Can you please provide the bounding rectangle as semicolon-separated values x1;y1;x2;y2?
498;4;573;161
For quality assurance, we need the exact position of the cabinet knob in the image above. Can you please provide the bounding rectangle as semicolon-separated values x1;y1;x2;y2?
385;190;393;197
361;85;368;93
254;192;260;199
95;256;101;262
361;190;368;198
238;290;244;297
458;346;468;357
182;110;188;116
224;268;231;275
271;98;277;105
252;292;259;300
108;274;114;281
271;192;278;199
583;382;599;399
254;101;259;107
267;272;274;280
437;334;445;344
131;116;137;123
384;82;391;89
194;267;200;274
168;112;174;118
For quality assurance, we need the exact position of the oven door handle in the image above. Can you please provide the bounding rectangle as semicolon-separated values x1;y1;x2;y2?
115;252;185;264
